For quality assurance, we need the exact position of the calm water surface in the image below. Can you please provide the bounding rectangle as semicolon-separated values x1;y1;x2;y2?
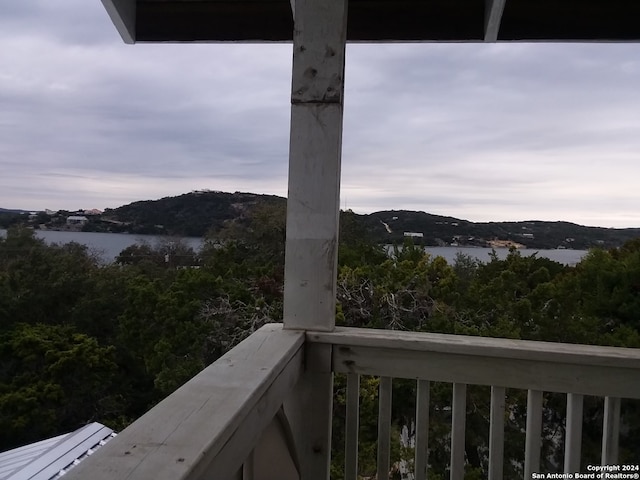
0;229;202;263
422;246;587;266
1;229;588;265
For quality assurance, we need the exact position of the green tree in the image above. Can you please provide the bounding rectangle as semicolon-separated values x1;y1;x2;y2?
0;323;121;450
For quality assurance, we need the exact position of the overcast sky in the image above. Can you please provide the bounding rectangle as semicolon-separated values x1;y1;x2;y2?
1;1;639;227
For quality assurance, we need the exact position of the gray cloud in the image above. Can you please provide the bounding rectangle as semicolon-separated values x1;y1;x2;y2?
1;2;639;227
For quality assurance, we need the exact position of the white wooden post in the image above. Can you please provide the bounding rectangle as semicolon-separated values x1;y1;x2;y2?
524;389;543;479
601;396;621;464
377;377;393;480
564;393;583;473
345;373;361;480
450;383;467;480
284;343;334;480
488;386;505;480
414;380;430;480
283;0;348;332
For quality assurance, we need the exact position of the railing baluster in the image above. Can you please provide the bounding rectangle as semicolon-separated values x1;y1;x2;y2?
602;396;621;464
564;393;583;473
524;389;543;479
377;377;393;480
489;386;505;480
345;373;360;480
450;383;467;480
414;380;430;480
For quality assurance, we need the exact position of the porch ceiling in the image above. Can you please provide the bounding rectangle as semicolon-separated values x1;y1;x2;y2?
105;0;640;43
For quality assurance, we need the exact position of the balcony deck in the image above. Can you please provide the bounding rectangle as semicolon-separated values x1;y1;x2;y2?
64;323;640;480
86;1;640;478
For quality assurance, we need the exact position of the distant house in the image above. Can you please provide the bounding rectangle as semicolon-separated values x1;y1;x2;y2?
403;232;424;238
66;215;89;226
83;209;103;216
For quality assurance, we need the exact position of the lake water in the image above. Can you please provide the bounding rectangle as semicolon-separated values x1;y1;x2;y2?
0;229;588;265
422;246;587;266
0;229;203;263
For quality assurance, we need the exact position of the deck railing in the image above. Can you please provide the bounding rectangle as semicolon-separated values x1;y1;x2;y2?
64;324;640;480
64;324;305;480
308;327;640;480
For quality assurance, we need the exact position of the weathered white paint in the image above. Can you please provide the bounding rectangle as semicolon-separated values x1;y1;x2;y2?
345;373;360;480
309;328;640;398
564;393;583;473
308;328;640;368
284;343;334;480
309;327;640;475
524;390;543;479
484;0;506;42
414;380;430;480
450;383;467;480
283;0;348;332
252;412;300;480
377;377;392;480
488;386;505;480
64;324;303;480
100;0;135;44
601;396;621;464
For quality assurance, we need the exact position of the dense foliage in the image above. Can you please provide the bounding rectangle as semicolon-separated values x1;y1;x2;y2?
0;219;638;476
364;211;640;250
102;191;286;236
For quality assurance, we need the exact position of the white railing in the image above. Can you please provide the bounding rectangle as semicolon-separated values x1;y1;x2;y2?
63;324;640;480
307;327;640;480
63;324;305;480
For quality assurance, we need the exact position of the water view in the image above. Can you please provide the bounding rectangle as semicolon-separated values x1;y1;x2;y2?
1;229;588;265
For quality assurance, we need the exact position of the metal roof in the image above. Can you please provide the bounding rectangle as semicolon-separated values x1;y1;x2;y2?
102;0;640;44
0;424;116;480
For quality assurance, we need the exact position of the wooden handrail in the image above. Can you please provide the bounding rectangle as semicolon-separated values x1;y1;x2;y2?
308;328;640;398
64;324;304;480
313;327;640;480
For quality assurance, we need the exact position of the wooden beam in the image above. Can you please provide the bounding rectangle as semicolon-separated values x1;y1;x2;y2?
345;373;360;480
63;324;304;480
252;412;300;480
488;386;505;480
309;328;640;398
283;0;348;332
377;377;392;480
414;380;430;480
524;390;543;479
450;383;467;480
283;343;334;480
101;0;136;44
308;327;640;369
601;396;621;464
484;0;506;42
564;393;583;473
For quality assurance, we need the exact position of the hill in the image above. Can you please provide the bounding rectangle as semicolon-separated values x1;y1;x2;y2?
4;191;640;249
0;208;29;214
99;190;286;237
362;210;640;250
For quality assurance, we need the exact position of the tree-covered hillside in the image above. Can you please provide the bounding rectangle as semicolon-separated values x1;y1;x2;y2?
364;210;640;249
1;219;639;474
4;190;640;249
101;190;286;236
